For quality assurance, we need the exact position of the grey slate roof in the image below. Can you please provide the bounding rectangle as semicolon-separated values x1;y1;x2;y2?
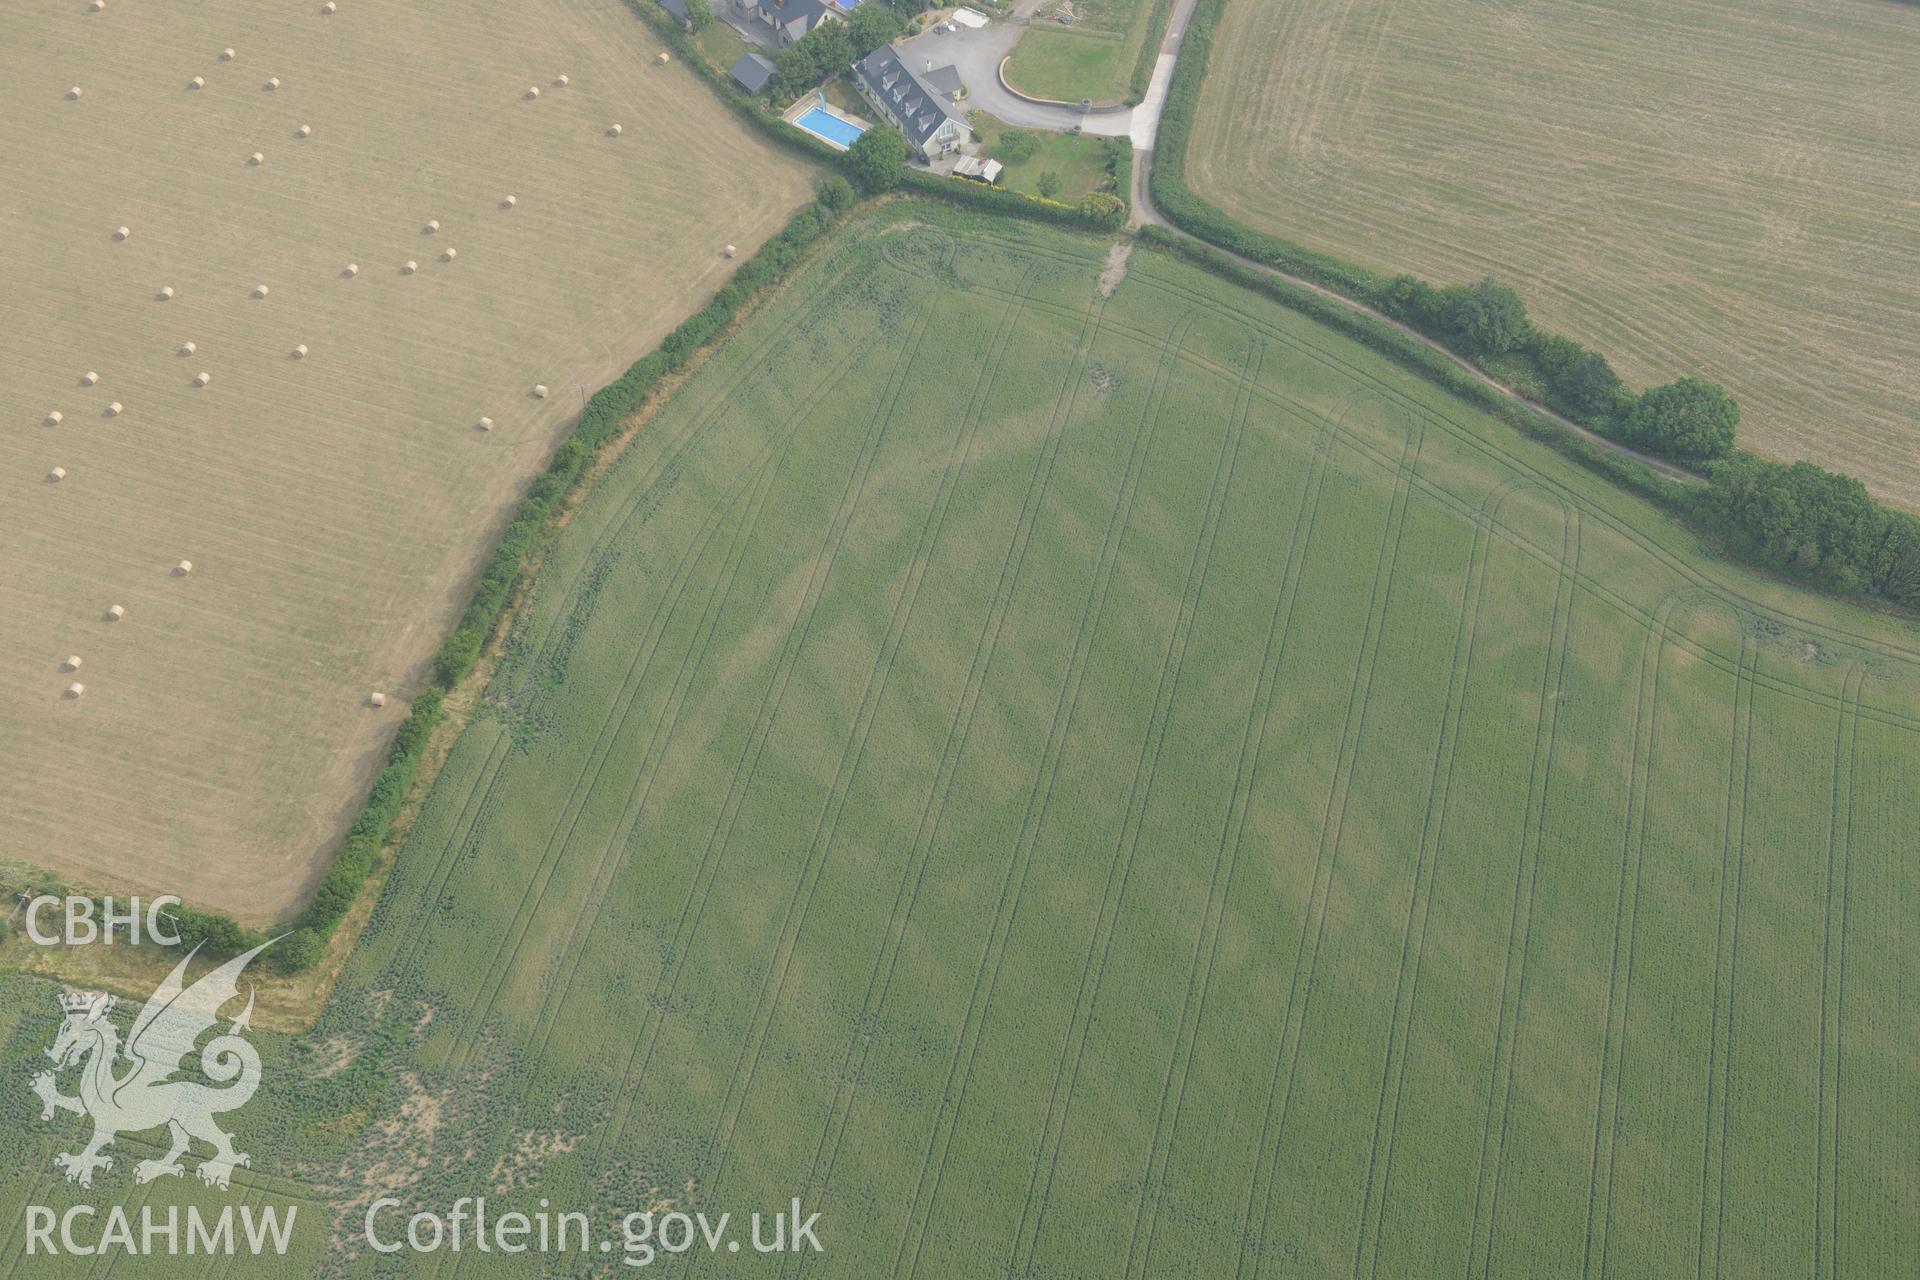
760;0;832;33
922;63;966;101
658;0;689;20
730;51;778;93
852;44;967;149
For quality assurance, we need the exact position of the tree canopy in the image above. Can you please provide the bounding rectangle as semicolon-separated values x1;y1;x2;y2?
843;125;907;194
1624;376;1739;462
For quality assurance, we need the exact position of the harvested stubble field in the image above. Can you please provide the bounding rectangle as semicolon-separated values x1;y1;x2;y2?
4;206;1910;1276
0;0;811;920
1188;0;1920;507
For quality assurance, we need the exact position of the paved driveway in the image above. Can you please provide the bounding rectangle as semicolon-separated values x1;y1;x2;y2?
910;0;1200;142
902;7;1133;136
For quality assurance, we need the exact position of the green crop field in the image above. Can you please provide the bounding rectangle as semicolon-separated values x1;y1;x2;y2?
0;206;1915;1276
1187;0;1920;509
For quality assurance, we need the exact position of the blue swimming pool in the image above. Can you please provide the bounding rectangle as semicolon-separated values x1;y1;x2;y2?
794;106;867;150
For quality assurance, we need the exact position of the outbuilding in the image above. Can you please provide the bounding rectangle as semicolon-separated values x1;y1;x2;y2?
729;52;777;95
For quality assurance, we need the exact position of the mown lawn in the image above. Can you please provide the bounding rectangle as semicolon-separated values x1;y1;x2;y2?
1004;0;1170;104
970;112;1120;199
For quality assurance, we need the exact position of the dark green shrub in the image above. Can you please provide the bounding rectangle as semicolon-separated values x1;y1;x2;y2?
817;175;857;215
844;126;908;194
1623;377;1740;462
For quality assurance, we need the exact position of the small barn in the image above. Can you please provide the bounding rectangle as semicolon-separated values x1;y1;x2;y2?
953;155;1002;185
730;52;778;96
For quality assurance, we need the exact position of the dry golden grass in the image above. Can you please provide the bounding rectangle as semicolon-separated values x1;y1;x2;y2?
0;0;813;923
1190;0;1920;505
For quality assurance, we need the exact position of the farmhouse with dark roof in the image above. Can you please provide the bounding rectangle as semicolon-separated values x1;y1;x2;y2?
852;43;971;161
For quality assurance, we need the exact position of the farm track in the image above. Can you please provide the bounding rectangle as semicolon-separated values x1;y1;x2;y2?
1473;496;1582;1280
1239;418;1424;1280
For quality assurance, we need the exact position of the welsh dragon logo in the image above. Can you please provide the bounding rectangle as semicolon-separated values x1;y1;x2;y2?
31;940;274;1190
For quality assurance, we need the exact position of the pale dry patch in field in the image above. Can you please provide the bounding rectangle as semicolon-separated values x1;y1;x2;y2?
0;0;813;921
1190;0;1920;505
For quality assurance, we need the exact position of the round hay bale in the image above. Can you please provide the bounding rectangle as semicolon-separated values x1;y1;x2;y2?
113;226;129;240
193;371;211;386
723;244;736;258
343;263;359;277
477;416;494;431
292;343;308;358
105;402;123;416
526;85;540;99
424;219;439;233
48;466;66;482
81;371;98;386
656;51;670;64
46;410;63;425
532;384;549;399
608;123;623;137
157;286;174;301
252;283;269;298
296;123;311;137
369;691;386;708
105;604;124;621
441;247;457;261
67;87;83;100
90;0;104;10
265;76;280;90
220;47;235;61
179;341;195;355
555;75;569;88
249;151;264;165
65;683;85;699
501;194;518;208
322;0;336;11
62;656;82;673
402;260;417;274
174;560;193;575
189;76;205;90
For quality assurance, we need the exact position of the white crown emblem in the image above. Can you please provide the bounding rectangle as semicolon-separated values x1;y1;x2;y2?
58;989;111;1020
